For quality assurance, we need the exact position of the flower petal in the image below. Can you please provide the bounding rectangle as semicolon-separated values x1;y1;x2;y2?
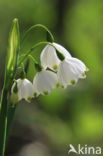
20;79;34;101
57;61;78;88
53;42;72;59
11;78;34;101
40;44;60;71
66;57;87;78
33;70;58;95
57;58;87;88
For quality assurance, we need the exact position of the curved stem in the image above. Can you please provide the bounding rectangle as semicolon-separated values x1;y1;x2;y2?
28;55;37;64
0;87;8;156
21;24;54;45
18;41;54;66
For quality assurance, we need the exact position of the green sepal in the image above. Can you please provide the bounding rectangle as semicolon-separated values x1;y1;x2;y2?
20;70;26;79
35;63;42;72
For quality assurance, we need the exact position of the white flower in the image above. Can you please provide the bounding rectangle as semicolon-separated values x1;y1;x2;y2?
57;57;88;88
40;42;88;88
40;42;71;71
11;78;34;102
40;44;60;71
33;70;58;96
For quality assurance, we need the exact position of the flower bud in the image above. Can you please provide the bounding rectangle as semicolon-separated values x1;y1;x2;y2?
6;18;20;83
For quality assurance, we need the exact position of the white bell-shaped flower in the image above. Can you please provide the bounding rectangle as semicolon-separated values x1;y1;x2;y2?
33;70;58;96
11;78;34;102
40;44;60;71
57;57;88;88
40;43;71;71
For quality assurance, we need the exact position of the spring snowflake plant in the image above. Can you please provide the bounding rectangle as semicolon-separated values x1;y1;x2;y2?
0;18;88;156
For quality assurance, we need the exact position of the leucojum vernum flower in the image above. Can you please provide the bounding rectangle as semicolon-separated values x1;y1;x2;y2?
0;19;88;156
12;42;88;101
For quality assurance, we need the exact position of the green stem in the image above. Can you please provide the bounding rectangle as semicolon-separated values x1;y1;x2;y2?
18;41;54;66
0;87;8;156
21;24;54;44
0;74;16;156
7;105;17;140
28;55;37;63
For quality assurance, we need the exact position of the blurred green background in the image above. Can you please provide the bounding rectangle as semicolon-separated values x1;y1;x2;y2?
0;0;103;156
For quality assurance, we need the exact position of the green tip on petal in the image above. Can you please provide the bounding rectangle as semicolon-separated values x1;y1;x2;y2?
27;97;32;103
86;66;89;71
61;85;64;88
82;72;86;77
71;80;76;85
44;91;49;95
34;92;37;97
53;64;58;71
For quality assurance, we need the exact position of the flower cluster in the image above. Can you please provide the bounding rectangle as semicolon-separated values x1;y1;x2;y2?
11;42;88;102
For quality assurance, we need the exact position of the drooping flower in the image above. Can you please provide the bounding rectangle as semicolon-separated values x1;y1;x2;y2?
33;70;58;96
40;44;60;71
40;42;88;88
11;78;34;102
57;57;88;88
40;42;71;71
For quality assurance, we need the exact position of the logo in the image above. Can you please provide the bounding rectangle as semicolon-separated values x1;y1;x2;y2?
68;144;101;155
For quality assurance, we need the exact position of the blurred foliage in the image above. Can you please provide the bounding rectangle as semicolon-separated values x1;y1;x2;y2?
0;0;103;156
